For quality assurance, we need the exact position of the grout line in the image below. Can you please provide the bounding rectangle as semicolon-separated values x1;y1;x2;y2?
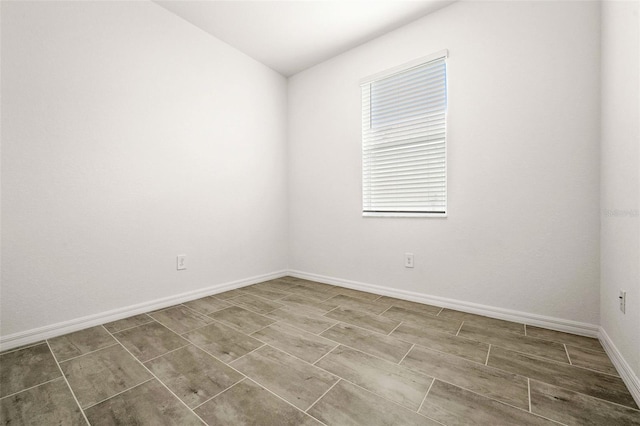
45;340;92;426
0;376;65;401
57;342;121;364
312;344;340;366
417;378;435;413
250;320;280;336
524;324;527;336
397;344;414;365
316;320;340;336
527;378;532;412
191;378;246;411
241;376;330;426
142;343;191;364
372;294;383;302
325;318;404;339
175;340;249;380
377;305;394;316
305;379;341;413
110;319;160;336
104;318;155;334
102;327;209;425
0;341;47;356
455;321;464;336
426;375;568;424
180;302;228;318
485;344;491;366
228;344;267;365
435;307;444;316
321;305;342;317
83;378;155;410
564;344;572;365
387;321;403;336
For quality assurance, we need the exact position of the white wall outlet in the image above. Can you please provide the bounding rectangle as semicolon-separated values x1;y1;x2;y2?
405;253;414;268
177;254;187;271
619;290;626;313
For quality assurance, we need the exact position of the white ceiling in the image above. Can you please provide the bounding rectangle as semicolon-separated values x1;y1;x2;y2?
154;1;455;76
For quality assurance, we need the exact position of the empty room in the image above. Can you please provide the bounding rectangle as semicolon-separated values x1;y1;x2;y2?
1;0;639;424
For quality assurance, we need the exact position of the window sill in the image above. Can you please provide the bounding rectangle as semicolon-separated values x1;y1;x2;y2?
362;212;447;218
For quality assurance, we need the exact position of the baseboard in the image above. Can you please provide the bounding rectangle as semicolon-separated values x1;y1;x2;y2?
599;327;640;407
288;269;600;338
0;270;287;352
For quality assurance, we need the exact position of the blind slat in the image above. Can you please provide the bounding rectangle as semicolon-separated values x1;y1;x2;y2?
362;55;447;215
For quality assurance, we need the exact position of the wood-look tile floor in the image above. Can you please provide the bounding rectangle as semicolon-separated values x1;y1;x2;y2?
1;276;639;425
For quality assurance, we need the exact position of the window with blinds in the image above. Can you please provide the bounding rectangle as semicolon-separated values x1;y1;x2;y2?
361;51;448;216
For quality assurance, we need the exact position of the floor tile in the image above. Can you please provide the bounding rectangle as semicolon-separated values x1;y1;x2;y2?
182;296;231;315
251;322;337;363
283;278;336;292
401;345;530;409
0;343;61;398
60;344;151;408
332;287;381;301
439;309;525;334
383;306;462;334
113;321;189;362
328;294;391;315
0;378;86;425
307;380;437;426
377;296;442;316
231;345;338;410
144;345;243;408
182;321;263;363
279;294;339;315
213;289;247;300
287;284;338;301
526;326;603;352
241;285;289;300
325;307;400;334
229;294;284;315
253;278;297;292
48;326;116;362
195;379;322;426
566;345;618;376
0;341;44;355
321;323;412;363
458;321;569;363
208;306;276;334
530;379;640;425
149;305;213;334
420;380;556;425
84;379;202;425
488;346;637;409
391;323;490;364
103;314;154;333
267;307;338;334
315;345;433;410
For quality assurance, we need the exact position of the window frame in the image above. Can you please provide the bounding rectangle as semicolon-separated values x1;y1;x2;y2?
360;49;449;218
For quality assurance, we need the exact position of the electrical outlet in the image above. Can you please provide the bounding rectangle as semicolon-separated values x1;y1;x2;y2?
177;255;187;271
405;253;414;268
619;290;626;313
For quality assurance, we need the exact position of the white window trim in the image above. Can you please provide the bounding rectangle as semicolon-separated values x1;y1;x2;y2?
361;49;449;218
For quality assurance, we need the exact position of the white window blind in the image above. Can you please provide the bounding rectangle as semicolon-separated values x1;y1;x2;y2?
361;52;448;216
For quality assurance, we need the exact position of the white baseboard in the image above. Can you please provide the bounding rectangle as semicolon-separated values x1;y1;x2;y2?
599;327;640;407
288;270;600;338
0;270;287;352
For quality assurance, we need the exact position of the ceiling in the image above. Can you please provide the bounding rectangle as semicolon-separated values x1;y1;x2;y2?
154;1;455;76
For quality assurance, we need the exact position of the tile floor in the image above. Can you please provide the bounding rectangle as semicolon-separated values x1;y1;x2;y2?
1;276;639;425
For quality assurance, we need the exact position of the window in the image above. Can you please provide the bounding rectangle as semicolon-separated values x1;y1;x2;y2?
361;50;448;216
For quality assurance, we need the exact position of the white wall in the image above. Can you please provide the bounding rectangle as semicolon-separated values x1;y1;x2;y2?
0;1;288;337
600;0;640;380
288;1;601;324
